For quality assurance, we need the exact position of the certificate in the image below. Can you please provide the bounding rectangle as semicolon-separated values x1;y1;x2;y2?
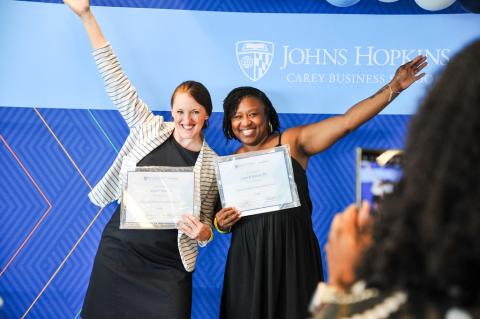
120;166;196;229
215;145;300;216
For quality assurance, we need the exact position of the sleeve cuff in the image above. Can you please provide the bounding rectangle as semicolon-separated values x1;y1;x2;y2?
92;41;111;57
198;226;214;247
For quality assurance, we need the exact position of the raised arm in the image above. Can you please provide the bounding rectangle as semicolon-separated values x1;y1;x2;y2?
290;56;427;161
64;0;106;49
64;0;155;129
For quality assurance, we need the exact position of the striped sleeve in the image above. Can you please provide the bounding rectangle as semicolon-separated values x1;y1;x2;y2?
92;43;155;129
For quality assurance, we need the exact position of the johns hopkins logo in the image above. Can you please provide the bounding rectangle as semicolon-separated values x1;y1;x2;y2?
236;41;274;82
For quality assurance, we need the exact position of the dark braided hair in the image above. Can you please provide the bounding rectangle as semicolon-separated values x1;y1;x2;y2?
222;86;280;140
357;39;480;308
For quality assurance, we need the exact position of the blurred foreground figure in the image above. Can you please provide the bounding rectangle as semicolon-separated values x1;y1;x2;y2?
314;39;480;319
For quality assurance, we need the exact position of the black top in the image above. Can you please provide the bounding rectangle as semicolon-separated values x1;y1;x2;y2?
102;134;199;270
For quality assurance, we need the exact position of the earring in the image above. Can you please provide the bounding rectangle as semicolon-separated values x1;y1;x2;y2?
269;122;273;133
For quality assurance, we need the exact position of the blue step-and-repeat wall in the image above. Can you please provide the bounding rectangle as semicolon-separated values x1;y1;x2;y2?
1;0;479;318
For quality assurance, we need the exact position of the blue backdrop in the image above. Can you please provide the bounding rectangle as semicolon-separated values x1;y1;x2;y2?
0;0;479;318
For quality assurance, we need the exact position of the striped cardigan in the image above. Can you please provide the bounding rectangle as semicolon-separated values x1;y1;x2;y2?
88;43;218;272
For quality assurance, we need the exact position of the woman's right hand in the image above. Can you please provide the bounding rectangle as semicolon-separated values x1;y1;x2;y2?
64;0;91;18
215;207;241;231
64;0;106;49
325;201;372;292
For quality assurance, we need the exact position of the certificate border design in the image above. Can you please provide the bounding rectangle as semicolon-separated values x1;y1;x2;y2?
214;145;300;216
120;166;197;229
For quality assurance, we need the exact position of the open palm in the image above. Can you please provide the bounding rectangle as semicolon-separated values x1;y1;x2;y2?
393;55;428;91
64;0;90;17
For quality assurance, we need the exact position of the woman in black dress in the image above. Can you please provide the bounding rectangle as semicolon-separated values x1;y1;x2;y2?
215;55;427;319
64;1;218;318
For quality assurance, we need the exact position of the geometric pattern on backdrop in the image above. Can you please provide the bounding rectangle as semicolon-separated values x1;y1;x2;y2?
0;106;409;318
17;0;468;14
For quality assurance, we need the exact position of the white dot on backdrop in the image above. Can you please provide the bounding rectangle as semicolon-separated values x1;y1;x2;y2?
325;0;361;8
378;0;399;3
414;0;456;11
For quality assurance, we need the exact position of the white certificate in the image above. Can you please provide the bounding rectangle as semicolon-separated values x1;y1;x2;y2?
120;166;196;229
215;145;300;216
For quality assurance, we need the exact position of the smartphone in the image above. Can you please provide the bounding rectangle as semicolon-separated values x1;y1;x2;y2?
356;148;403;213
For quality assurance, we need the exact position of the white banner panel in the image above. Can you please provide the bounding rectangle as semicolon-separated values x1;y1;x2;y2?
1;1;479;114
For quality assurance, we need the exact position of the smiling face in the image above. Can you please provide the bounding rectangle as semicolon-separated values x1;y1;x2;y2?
230;96;270;147
171;92;209;142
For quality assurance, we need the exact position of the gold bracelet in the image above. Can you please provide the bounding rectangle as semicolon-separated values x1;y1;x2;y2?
387;83;401;102
214;217;229;234
197;226;213;247
206;226;214;243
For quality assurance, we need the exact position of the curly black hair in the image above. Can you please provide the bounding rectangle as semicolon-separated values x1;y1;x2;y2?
222;86;280;140
357;39;480;308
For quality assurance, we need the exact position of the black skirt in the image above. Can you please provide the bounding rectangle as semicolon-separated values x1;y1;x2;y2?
220;158;323;319
82;135;199;319
81;208;192;319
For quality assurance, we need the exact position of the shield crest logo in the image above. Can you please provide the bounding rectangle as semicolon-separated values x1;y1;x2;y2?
236;41;274;82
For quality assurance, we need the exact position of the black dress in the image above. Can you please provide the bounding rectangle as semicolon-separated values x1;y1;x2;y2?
220;135;323;319
82;135;199;319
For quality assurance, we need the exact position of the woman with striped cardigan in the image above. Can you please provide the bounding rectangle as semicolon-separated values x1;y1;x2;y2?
64;1;218;318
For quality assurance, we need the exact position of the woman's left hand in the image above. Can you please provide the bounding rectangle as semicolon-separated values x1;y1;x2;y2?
177;214;211;241
390;55;428;92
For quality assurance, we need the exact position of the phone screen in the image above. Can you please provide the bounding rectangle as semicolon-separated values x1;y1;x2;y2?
356;148;403;213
